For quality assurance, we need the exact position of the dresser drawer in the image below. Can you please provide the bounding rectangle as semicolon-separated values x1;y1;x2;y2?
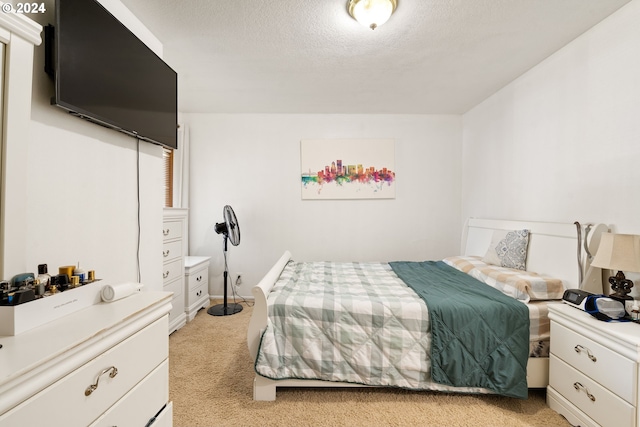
165;278;185;322
551;321;635;402
164;276;183;300
162;240;182;263
549;354;635;427
0;317;168;427
162;220;182;241
89;359;168;427
162;258;183;284
153;401;173;427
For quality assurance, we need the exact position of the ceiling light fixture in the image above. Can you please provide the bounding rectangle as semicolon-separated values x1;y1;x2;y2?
347;0;398;30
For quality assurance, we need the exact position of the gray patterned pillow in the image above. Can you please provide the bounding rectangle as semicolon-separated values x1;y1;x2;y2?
482;229;530;270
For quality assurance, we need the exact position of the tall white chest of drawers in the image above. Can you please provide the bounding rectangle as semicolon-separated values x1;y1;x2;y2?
163;208;188;333
0;292;173;426
547;303;640;427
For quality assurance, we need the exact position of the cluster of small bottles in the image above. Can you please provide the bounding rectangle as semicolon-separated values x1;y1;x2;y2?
0;263;97;306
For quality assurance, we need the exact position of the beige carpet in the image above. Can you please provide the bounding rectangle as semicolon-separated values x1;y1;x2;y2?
169;301;571;427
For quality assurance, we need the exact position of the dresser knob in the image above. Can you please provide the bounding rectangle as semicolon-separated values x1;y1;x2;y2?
163;271;169;279
163;229;170;236
163;250;170;257
574;345;597;362
196;276;202;282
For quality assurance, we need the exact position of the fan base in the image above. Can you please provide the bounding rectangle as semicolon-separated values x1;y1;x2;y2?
207;303;243;316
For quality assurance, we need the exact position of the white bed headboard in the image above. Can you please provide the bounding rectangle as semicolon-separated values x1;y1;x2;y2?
462;218;609;292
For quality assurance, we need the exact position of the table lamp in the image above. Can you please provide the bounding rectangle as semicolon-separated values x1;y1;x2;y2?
591;233;640;302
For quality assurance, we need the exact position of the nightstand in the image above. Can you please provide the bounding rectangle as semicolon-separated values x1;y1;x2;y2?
547;303;640;427
184;256;211;321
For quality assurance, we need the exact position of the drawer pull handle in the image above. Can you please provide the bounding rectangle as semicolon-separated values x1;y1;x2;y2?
163;229;170;236
85;366;118;396
574;345;597;362
163;250;170;257
573;382;596;402
197;276;202;282
163;271;170;279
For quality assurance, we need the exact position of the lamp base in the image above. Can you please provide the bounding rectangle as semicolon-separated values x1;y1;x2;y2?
608;270;634;300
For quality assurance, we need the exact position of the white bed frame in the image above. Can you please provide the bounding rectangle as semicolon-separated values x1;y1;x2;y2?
247;218;608;401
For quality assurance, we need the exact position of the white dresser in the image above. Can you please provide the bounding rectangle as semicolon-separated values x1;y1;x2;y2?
0;292;173;426
184;256;211;321
163;208;188;333
547;303;640;427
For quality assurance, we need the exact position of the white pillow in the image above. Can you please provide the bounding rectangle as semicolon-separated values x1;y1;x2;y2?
482;229;530;271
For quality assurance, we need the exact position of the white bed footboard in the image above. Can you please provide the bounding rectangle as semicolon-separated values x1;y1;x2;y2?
247;250;292;361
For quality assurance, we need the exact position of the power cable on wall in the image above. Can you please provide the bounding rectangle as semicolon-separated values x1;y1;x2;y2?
136;137;141;283
222;238;253;308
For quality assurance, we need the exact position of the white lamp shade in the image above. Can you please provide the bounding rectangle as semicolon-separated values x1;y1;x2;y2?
349;0;397;29
591;233;640;273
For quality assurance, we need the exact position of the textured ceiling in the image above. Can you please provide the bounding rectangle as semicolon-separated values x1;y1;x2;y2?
119;0;631;114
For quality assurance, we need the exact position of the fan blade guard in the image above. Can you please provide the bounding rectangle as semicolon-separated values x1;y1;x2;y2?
223;205;240;246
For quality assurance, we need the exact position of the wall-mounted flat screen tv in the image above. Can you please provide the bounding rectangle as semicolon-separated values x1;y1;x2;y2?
49;0;178;149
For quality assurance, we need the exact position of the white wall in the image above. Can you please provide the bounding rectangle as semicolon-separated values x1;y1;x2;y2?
462;0;640;233
7;0;165;288
186;114;463;298
462;0;640;295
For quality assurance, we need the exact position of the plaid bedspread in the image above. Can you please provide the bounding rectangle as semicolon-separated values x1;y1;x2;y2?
254;260;493;394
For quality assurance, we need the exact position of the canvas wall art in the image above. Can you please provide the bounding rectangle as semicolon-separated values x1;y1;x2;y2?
301;139;395;200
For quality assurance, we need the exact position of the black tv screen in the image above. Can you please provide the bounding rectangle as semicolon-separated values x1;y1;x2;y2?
51;0;178;149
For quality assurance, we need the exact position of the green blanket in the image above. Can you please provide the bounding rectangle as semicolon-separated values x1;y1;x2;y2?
389;261;530;399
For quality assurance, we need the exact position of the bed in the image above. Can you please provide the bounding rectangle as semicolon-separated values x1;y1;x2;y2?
247;218;608;401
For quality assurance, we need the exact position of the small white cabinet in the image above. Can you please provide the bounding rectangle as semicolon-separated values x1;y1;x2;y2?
185;256;210;321
0;292;173;426
547;303;640;427
163;208;188;333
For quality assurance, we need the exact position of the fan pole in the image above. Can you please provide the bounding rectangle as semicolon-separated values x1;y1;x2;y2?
207;236;243;316
223;270;228;308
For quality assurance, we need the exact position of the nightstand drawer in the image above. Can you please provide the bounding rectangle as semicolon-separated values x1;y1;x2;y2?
188;281;208;306
551;321;635;402
550;354;634;427
187;268;208;291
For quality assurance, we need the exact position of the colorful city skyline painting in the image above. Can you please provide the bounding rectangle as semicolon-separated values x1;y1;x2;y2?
301;139;395;200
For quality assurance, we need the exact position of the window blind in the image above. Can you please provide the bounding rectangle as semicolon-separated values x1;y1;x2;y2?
163;148;173;207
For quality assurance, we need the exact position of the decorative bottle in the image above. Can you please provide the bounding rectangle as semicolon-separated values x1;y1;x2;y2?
37;264;51;291
73;262;86;283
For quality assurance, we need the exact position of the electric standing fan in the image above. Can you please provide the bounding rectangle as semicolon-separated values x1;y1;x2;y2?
207;205;243;316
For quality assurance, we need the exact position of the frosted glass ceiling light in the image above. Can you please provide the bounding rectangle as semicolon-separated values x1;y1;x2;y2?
348;0;398;30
